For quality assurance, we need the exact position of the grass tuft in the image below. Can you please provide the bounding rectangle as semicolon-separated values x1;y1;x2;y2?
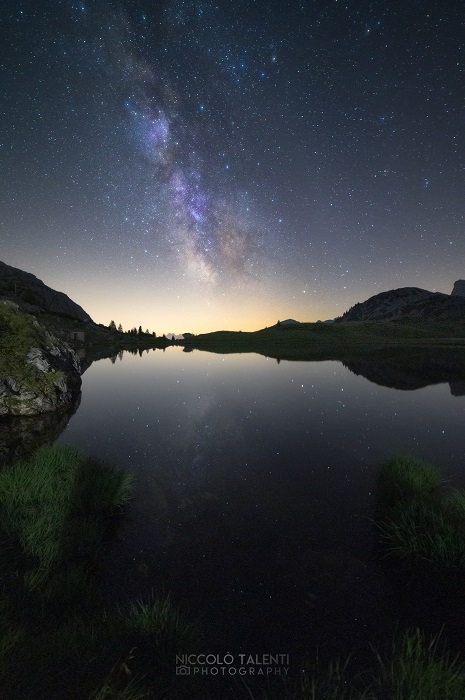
375;455;442;516
375;456;465;569
369;627;465;700
123;594;198;655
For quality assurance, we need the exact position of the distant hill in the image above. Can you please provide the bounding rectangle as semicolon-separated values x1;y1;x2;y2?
338;284;465;322
278;319;300;326
0;260;92;322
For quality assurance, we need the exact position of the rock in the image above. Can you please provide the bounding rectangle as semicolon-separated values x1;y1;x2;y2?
0;302;82;416
27;347;50;372
451;280;465;297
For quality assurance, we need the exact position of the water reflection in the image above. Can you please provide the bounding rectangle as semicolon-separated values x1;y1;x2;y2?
344;350;465;393
53;347;465;662
4;346;465;664
0;394;81;467
89;346;465;392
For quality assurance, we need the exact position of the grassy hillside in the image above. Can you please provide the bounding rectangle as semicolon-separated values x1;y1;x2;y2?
180;320;465;361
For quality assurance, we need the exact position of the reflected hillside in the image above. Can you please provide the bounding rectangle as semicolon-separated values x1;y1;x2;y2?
182;334;465;393
343;351;465;393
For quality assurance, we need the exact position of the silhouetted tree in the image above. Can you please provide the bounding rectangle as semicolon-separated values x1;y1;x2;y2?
117;323;123;333
109;320;116;331
138;325;143;336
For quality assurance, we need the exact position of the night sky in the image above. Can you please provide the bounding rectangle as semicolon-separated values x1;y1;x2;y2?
1;1;464;334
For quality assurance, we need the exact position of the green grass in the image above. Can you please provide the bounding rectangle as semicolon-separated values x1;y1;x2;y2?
0;444;140;698
369;628;465;700
123;594;198;655
179;320;465;364
295;629;465;700
0;444;134;592
375;455;442;515
0;444;199;699
375;456;465;569
378;501;465;568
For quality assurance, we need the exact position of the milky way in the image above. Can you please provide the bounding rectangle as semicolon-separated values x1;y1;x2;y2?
99;5;270;287
1;1;465;332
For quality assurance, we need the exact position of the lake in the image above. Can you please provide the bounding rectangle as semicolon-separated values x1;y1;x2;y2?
55;346;465;670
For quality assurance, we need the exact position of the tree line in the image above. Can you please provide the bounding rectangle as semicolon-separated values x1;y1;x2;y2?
108;321;157;337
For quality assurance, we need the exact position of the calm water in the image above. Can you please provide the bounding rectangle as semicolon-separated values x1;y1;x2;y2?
55;347;465;666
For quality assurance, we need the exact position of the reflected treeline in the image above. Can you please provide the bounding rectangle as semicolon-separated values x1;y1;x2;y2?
0;394;81;467
83;346;164;370
343;351;465;394
108;347;155;363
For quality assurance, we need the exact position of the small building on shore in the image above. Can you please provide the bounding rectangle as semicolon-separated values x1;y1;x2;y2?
69;330;85;342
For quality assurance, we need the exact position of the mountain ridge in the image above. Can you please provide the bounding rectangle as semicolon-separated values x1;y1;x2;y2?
0;260;92;323
338;284;465;322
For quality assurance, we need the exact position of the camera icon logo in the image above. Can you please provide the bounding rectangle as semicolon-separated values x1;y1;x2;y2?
176;665;191;676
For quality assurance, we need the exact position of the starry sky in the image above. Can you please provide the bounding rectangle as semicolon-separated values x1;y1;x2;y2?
1;1;464;334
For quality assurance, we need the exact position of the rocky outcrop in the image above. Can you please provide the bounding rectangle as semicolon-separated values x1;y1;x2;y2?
339;288;440;321
451;280;465;297
0;302;82;416
338;286;465;322
0;260;92;322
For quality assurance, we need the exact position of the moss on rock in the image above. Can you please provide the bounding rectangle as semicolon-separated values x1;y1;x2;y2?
0;302;81;416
